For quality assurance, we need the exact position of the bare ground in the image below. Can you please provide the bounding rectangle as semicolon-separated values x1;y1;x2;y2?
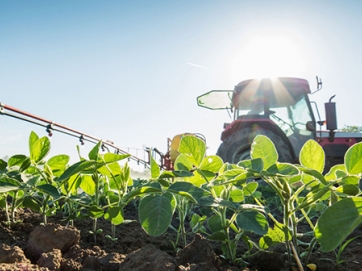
0;205;362;271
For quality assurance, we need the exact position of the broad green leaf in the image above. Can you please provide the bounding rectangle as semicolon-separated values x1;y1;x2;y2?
0;159;6;171
30;136;51;163
159;170;193;179
88;141;102;161
47;155;69;170
168;182;210;200
187;170;208;187
8;155;27;167
58;160;98;183
208;231;227;241
178;136;206;167
104;207;124;225
335;184;360;196
139;194;175;236
325;164;346;181
20;158;31;172
23;197;41;212
315;197;362;252
259;222;291;249
299;140;325;173
103;153;130;163
243;182;258;196
200;155;223;173
266;162;299;176
345;142;362;175
29;131;39;154
236;211;268;235
98;161;121;177
80;175;96;195
229;187;244;203
208;215;224;233
251;135;278;169
237;158;264;172
174;153;194;171
36;184;61;199
150;155;160;178
0;177;22;192
124;186;162;202
88;205;104;218
62;175;81;195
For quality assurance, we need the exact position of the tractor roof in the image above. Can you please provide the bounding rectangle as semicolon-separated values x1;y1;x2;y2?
233;77;311;109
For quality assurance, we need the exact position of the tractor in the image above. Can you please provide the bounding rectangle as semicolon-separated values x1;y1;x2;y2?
197;77;362;171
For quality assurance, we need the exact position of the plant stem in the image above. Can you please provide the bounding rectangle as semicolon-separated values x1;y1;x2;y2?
11;191;18;225
290;241;304;271
4;195;10;227
93;218;97;244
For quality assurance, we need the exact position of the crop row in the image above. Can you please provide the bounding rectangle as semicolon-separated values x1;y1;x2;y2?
1;131;362;270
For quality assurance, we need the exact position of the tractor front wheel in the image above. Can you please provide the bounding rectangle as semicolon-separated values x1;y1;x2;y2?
216;127;293;164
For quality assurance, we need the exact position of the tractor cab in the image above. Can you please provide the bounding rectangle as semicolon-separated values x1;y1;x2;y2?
197;77;317;162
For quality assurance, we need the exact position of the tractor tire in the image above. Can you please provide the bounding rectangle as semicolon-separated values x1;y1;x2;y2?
216;127;293;164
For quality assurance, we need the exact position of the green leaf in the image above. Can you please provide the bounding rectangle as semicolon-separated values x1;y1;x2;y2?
36;184;61;199
47;155;70;174
229;187;244;203
335;184;360;196
299;140;325;173
80;175;96;195
251;135;278;169
259;222;291;249
150;155;160;178
315;197;362;252
20;157;31;172
23;197;41;212
139;194;175;236
88;205;104;218
237;158;264;172
103;153;130;163
0;177;22;193
88;141;102;161
174;153;194;171
236;211;268;235
8;155;27;167
168;182;210;200
58;160;98;183
243;182;258;196
104;207;124;225
266;162;299;176
200;155;223;173
178;135;206;167
30;135;51;163
208;215;224;233
345;142;362;175
29;131;39;154
0;159;7;171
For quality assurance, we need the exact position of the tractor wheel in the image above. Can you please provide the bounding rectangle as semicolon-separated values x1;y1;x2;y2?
216;127;293;164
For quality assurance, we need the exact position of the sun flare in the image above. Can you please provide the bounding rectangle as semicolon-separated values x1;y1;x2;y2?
235;35;305;79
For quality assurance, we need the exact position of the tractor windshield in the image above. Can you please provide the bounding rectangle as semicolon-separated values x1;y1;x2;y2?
235;78;315;155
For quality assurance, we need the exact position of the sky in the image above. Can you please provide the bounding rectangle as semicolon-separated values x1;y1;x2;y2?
1;0;362;169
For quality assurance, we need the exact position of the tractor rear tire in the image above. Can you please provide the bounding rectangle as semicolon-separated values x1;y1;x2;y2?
216;127;293;164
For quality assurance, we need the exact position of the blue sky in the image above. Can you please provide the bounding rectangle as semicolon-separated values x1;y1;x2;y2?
1;0;362;166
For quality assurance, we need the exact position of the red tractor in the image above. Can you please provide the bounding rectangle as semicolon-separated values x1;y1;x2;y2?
197;77;362;170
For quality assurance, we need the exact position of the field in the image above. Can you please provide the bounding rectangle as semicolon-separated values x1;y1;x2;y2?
1;132;362;271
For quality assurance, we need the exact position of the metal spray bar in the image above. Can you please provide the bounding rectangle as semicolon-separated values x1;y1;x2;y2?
0;102;152;168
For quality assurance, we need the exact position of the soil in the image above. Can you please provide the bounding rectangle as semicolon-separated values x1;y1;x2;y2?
1;204;362;271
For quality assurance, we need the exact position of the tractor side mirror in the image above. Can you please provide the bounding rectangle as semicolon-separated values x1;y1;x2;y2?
325;95;337;142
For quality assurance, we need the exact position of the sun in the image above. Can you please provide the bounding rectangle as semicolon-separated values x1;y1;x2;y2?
235;34;306;79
